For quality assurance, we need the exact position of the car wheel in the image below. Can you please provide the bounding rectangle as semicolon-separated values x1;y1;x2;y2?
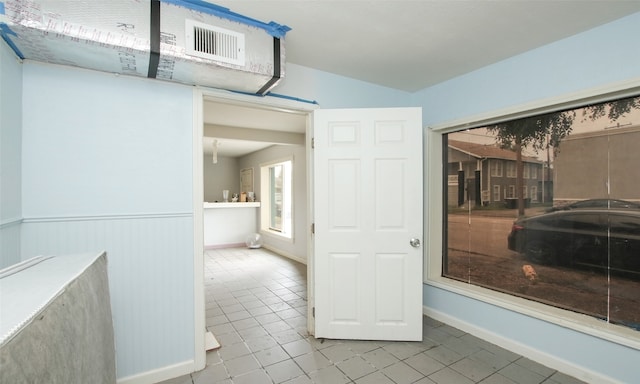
525;241;556;265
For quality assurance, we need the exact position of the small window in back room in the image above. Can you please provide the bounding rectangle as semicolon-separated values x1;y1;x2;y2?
261;158;293;238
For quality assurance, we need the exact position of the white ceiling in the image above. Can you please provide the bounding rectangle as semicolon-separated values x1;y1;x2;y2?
210;0;640;92
203;1;640;157
203;101;307;157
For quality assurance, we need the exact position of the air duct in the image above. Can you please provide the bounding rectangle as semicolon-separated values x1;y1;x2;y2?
0;0;290;94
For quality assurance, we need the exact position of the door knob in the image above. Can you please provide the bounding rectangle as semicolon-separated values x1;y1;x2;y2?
410;238;421;248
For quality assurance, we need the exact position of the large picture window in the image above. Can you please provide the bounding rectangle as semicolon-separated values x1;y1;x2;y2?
443;95;640;331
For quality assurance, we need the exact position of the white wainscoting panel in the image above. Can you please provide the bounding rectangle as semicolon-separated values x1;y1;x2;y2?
0;220;22;269
21;214;195;380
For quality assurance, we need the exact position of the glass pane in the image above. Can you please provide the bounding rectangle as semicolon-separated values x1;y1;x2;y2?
443;95;640;330
607;130;640;329
270;164;283;231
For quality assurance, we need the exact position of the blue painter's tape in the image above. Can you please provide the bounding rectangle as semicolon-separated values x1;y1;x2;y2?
0;3;5;15
162;0;291;38
0;23;15;36
265;92;319;105
230;89;319;105
0;23;24;59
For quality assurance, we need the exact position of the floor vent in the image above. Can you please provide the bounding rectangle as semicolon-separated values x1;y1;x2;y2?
185;19;245;66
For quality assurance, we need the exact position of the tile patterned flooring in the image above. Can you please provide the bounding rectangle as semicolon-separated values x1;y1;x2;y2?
159;247;585;384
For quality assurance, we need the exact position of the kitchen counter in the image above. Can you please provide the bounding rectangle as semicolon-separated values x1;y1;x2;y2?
203;202;260;248
204;202;261;209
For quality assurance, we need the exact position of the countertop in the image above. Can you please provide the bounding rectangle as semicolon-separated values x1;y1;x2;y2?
204;202;261;208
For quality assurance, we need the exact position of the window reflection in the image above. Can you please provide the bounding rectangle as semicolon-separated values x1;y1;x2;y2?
444;95;640;330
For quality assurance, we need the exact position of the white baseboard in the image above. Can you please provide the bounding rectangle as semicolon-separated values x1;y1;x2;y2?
117;360;195;384
423;306;618;384
204;242;246;250
262;244;307;265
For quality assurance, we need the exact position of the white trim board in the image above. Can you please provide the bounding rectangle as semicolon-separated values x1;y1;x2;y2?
116;360;195;384
423;306;619;384
428;77;640;133
191;89;206;374
262;244;307;265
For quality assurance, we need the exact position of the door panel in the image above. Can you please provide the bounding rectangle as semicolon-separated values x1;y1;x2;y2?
376;159;406;229
329;253;361;323
314;107;423;341
375;253;407;322
329;160;360;229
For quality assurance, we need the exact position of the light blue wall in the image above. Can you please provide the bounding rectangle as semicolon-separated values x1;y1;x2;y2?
21;64;193;217
0;41;23;268
416;12;640;384
278;63;414;108
20;62;195;379
413;12;640;127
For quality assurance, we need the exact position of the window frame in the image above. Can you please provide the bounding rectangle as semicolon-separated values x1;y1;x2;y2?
490;160;503;177
260;156;294;241
506;161;516;178
530;185;538;202
269;163;285;232
424;83;640;351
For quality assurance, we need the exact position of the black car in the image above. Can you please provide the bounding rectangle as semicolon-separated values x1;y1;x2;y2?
546;198;640;212
508;209;640;277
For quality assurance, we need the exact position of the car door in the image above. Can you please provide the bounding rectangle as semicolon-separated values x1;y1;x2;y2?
564;212;607;269
608;212;640;275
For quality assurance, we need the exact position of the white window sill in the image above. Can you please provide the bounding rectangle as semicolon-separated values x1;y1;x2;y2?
425;275;640;351
260;229;293;243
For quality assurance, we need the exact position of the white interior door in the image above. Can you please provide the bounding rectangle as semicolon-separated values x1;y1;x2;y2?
313;107;423;341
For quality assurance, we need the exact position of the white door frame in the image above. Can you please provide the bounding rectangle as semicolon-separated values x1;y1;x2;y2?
192;89;206;371
191;88;318;370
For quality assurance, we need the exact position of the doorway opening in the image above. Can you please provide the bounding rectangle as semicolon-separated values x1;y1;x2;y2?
192;89;317;367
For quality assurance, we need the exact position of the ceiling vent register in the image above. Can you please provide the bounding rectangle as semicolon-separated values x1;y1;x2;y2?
186;19;245;66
